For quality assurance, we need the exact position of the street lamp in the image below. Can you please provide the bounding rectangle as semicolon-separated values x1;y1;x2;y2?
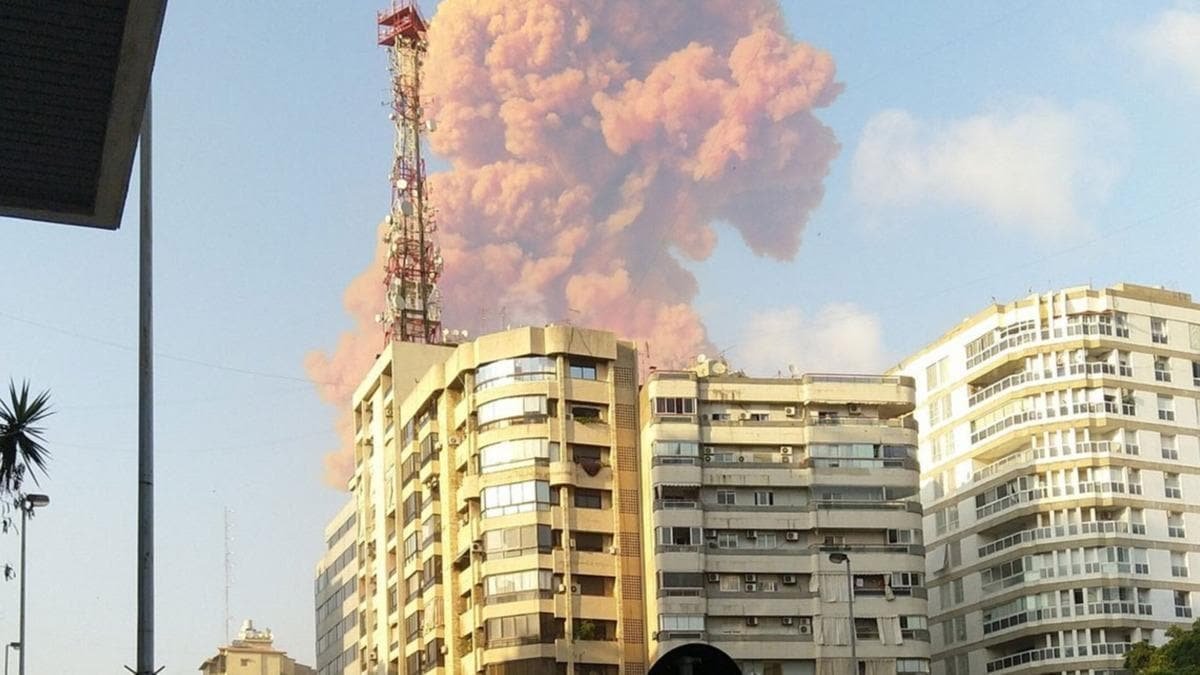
5;642;19;675
829;552;857;675
19;494;50;675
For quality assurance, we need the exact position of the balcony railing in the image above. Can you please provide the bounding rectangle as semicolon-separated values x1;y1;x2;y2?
975;482;1138;520
982;561;1147;594
984;602;1137;635
970;441;1137;485
977;520;1136;559
986;642;1131;673
967;330;1040;370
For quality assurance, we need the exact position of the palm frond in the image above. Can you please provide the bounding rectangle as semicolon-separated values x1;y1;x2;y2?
0;380;53;494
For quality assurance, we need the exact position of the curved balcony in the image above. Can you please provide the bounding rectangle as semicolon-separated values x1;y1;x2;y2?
970;441;1138;487
977;520;1143;560
974;482;1140;522
969;362;1118;408
986;642;1132;673
983;602;1150;638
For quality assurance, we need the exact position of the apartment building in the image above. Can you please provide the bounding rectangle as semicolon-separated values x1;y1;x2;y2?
316;499;360;675
640;359;931;675
894;284;1200;675
200;620;316;675
350;326;645;675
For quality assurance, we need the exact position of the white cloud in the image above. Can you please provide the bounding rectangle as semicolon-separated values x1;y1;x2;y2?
852;101;1121;238
732;303;887;377
1133;8;1200;92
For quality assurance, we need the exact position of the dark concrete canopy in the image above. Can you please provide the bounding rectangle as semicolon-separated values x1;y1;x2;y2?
0;0;167;229
649;643;743;675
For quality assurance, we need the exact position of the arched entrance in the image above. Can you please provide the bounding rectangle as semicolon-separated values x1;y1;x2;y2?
648;643;742;675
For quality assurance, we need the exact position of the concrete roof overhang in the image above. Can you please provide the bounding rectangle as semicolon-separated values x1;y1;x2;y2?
0;0;167;229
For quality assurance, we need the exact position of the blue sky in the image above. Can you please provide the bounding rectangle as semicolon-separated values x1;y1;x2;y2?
2;1;1200;671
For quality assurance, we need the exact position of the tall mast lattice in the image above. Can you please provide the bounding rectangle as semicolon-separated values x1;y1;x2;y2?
377;1;442;344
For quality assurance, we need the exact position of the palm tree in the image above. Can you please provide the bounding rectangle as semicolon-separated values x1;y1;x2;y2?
0;380;53;501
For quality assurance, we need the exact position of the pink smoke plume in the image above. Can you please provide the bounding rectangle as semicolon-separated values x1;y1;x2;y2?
308;0;842;486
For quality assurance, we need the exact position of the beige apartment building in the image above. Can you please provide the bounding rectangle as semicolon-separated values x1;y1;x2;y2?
200;620;316;675
316;499;360;675
349;326;646;675
894;283;1200;675
640;360;931;675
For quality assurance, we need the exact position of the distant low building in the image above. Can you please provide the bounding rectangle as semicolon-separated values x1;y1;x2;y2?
199;620;316;675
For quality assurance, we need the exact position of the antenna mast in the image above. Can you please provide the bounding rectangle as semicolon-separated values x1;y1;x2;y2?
377;1;442;344
224;507;232;643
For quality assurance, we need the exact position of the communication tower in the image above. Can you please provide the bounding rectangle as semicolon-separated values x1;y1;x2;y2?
377;1;442;343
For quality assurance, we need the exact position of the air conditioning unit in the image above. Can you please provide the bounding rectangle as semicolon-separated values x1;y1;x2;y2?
705;529;718;539
782;575;797;585
785;531;800;542
744;583;758;592
707;542;718;549
798;624;812;635
448;436;461;447
707;573;720;583
855;577;865;588
779;446;793;455
558;583;567;593
571;584;581;594
745;616;759;626
440;644;448;655
743;573;757;582
739;413;750;421
471;542;484;553
608;546;619;555
781;617;795;626
568;538;576;549
848;404;863;416
745;530;758;539
784;406;798;417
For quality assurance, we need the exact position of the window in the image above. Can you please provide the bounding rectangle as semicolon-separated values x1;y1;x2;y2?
574;489;603;509
896;660;930;675
568;362;597;380
756;532;778;549
1119;351;1133;376
1169;512;1186;538
930;432;953;464
887;529;920;545
753;490;775;506
477;395;548;427
485;613;556;646
657;527;700;547
1152;317;1168;344
1155;357;1172;382
475;356;557;391
929;394;952;426
950;579;964;605
659;615;704;633
899;615;927;638
759;580;778;592
719;575;741;592
854;617;880;640
1193;361;1200;386
653;440;699;458
1172;551;1189;578
481;480;553;517
479;438;555;473
1162;434;1179;460
716;532;738;549
572;532;604;552
1158;395;1175;421
484;570;554;601
483;525;554;558
570;405;602;422
1165;473;1182;499
891;572;923;588
926;357;949;391
716;489;736;505
653;397;696;415
1175;591;1193;618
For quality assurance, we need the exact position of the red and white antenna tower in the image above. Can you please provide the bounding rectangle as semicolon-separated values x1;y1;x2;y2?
377;1;442;344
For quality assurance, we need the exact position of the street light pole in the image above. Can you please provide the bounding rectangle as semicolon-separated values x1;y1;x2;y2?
18;494;50;675
829;553;857;675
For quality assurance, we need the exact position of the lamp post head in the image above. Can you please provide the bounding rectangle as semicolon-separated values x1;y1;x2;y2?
7;642;18;649
828;552;849;564
23;494;49;509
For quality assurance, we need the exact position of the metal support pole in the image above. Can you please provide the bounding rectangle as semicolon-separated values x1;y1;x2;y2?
18;509;26;675
845;558;857;675
137;90;156;675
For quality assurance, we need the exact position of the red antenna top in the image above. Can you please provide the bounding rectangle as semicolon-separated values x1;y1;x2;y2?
378;1;427;46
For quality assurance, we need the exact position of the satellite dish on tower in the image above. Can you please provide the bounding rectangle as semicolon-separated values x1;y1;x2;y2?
396;178;408;190
696;354;708;363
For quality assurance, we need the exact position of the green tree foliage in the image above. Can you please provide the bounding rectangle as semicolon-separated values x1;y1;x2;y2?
1126;621;1200;674
0;380;53;499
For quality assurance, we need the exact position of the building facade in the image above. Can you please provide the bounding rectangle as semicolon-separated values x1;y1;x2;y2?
350;326;646;675
640;361;931;675
316;499;360;675
894;284;1200;675
200;620;316;675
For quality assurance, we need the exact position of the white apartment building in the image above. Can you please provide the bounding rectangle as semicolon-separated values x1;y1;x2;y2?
316;499;360;675
894;284;1200;675
641;360;931;675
